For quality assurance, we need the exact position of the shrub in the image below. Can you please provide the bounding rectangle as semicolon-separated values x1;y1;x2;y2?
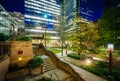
15;35;32;41
113;69;120;81
68;53;86;59
45;77;53;81
37;77;53;81
68;54;80;59
94;61;106;68
0;33;9;41
27;56;43;68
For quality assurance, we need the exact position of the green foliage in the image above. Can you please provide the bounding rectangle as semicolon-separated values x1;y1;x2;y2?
67;53;86;59
89;49;99;54
68;16;98;54
37;77;53;81
68;54;80;59
27;56;43;68
80;61;120;81
113;69;120;81
80;61;109;78
94;61;106;68
45;77;53;81
14;35;32;41
96;6;120;49
113;50;120;56
0;33;9;41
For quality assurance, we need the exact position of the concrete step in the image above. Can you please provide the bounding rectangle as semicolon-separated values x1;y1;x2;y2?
43;69;71;81
65;77;74;81
43;58;56;72
43;66;56;72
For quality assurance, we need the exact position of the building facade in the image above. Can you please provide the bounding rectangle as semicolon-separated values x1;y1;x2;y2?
0;4;20;36
24;0;61;47
65;0;80;32
9;12;24;28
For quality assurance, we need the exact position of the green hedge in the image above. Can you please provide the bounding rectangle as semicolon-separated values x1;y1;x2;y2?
67;54;80;59
67;53;86;59
27;56;43;68
14;35;32;41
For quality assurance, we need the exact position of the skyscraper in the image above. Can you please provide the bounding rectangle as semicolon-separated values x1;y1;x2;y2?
65;0;80;32
24;0;61;47
0;4;21;36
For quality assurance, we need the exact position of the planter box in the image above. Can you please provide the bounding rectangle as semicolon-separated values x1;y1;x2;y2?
30;65;43;75
8;41;33;67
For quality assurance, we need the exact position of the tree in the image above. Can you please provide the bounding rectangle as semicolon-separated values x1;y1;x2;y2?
68;16;98;54
96;6;120;49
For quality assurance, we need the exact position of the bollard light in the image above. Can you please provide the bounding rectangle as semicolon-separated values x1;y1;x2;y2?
108;44;114;76
108;44;114;52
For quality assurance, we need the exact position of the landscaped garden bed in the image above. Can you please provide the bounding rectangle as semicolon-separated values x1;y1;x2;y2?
65;54;120;81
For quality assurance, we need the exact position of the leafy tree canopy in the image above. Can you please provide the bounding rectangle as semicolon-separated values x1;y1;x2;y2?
96;6;120;49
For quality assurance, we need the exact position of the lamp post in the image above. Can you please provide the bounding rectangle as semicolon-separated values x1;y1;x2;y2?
108;44;114;76
44;15;47;47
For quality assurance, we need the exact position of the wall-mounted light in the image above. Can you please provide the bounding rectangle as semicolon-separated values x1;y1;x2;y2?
18;57;22;61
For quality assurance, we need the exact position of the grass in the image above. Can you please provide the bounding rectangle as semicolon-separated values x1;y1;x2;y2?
47;47;62;54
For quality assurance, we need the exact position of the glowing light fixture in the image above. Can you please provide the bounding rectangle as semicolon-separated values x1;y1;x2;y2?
18;57;22;61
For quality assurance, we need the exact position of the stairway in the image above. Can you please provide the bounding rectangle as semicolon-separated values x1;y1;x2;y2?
42;55;75;81
43;69;73;81
65;77;74;81
43;57;56;72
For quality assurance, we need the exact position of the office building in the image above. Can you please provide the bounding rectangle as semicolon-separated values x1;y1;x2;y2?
24;0;61;47
9;12;24;28
65;0;80;32
0;4;20;36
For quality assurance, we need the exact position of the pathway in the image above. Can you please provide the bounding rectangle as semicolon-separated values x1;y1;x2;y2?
56;50;107;81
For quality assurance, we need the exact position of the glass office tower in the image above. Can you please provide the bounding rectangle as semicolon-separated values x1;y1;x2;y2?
65;0;80;31
0;4;20;35
24;0;61;47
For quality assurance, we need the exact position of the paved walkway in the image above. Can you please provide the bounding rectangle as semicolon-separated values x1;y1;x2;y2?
56;50;107;81
66;62;107;81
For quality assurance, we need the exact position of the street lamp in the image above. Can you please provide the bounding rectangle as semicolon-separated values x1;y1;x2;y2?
44;15;47;47
108;44;114;76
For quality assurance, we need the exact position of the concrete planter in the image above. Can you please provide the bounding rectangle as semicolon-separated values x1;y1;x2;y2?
8;41;33;68
30;65;43;75
0;58;9;81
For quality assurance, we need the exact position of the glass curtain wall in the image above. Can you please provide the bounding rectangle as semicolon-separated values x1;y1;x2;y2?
0;4;19;35
25;0;61;47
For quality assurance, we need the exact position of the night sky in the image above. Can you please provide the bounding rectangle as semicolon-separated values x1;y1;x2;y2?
0;0;24;14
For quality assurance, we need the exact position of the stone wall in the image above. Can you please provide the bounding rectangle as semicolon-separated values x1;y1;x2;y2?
45;50;84;81
0;58;9;81
9;41;33;67
32;43;84;81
